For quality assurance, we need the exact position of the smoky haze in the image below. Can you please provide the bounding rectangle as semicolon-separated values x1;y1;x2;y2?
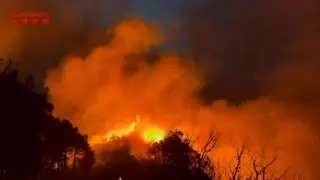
1;0;320;179
0;0;133;85
181;0;320;106
46;17;320;179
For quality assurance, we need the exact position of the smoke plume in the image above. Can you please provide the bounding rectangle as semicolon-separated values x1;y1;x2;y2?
46;18;320;179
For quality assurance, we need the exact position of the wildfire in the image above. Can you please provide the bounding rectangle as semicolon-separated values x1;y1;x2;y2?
142;126;165;143
89;116;165;146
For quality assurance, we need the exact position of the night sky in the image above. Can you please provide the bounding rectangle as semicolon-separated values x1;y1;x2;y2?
0;0;319;105
133;0;182;20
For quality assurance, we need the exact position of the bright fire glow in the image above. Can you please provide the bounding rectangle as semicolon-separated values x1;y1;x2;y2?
89;116;165;146
141;126;165;143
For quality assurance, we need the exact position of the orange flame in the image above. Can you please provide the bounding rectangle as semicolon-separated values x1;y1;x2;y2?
89;115;165;146
141;126;165;143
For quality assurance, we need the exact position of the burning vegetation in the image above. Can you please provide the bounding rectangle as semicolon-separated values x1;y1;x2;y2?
43;18;320;179
90;115;166;146
0;1;319;178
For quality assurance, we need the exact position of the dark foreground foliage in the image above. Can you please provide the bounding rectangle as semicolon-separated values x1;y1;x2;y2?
0;63;94;180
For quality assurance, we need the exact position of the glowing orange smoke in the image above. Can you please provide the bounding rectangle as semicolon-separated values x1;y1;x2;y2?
89;116;165;146
46;18;320;178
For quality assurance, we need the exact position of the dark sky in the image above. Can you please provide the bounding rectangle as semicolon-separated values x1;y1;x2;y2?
0;0;187;86
133;0;182;20
0;0;319;106
133;0;320;105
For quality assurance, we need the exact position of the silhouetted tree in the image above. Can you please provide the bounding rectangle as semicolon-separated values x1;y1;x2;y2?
147;130;214;180
0;62;93;180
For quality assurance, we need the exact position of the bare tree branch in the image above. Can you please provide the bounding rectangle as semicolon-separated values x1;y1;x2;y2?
200;131;219;159
246;146;289;180
230;144;246;180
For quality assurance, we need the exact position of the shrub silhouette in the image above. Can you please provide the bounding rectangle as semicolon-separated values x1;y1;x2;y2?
147;130;213;180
